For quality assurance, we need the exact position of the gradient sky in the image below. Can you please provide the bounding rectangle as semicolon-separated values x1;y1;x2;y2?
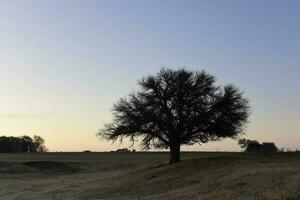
0;0;299;151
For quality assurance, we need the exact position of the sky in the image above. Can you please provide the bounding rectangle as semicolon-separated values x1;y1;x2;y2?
0;0;299;152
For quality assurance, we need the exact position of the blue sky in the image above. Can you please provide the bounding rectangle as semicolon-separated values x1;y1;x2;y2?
0;0;299;151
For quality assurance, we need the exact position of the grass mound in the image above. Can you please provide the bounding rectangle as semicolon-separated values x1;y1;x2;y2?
96;154;300;200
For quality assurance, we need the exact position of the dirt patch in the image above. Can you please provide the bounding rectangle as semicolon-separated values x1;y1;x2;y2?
0;162;34;173
23;161;80;174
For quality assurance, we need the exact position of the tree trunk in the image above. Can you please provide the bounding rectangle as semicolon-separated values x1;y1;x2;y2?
169;144;181;164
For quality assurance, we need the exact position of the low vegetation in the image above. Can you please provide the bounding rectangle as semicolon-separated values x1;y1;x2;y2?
1;152;300;200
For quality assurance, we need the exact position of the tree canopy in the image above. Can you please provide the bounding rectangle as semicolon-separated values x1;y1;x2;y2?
99;68;250;163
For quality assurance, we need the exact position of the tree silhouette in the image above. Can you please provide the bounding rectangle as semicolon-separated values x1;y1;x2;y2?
99;68;250;164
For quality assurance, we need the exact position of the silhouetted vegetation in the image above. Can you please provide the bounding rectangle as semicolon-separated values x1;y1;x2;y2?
99;68;250;164
115;148;136;152
0;135;48;153
238;139;278;152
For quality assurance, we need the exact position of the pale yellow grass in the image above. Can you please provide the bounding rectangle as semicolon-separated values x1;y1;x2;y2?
0;152;299;200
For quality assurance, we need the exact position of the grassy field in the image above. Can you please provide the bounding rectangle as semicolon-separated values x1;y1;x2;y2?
1;152;300;200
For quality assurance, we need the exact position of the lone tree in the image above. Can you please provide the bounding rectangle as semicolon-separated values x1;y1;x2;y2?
98;68;250;164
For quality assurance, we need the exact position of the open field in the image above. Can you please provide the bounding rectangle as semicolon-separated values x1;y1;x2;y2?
1;152;300;200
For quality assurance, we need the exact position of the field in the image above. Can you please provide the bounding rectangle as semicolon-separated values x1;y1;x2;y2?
1;152;300;200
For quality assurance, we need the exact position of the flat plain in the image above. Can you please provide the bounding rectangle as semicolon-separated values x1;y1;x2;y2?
0;152;300;200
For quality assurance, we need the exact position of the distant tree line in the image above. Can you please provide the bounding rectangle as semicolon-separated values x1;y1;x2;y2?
0;135;48;153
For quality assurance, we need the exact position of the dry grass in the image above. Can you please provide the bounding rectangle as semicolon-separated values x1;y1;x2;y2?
0;152;300;200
